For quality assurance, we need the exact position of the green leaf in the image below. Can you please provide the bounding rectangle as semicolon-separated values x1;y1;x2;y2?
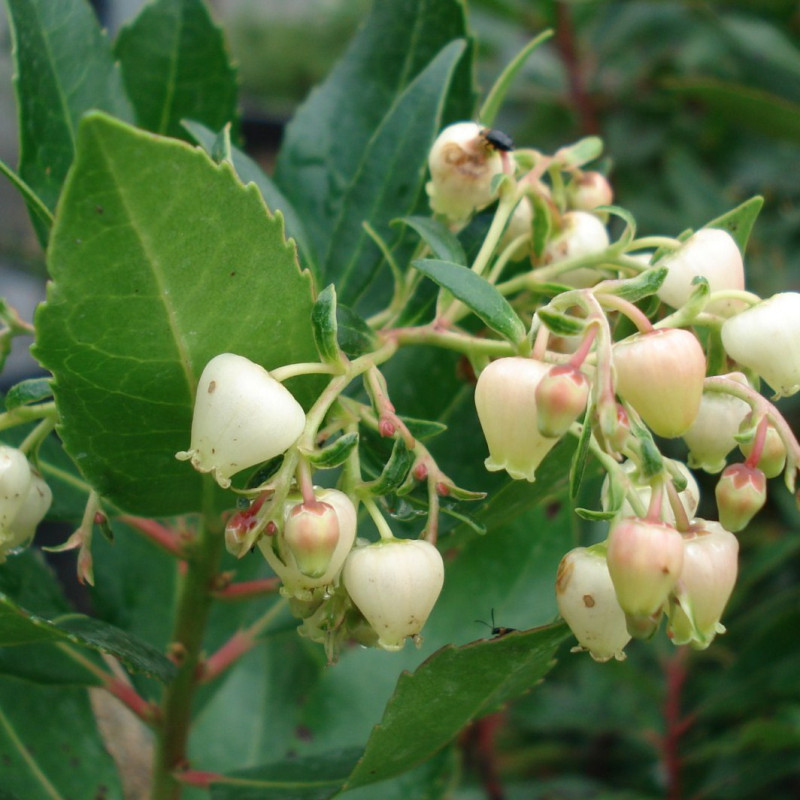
397;216;467;265
0;593;176;682
704;195;765;256
0;677;124;800
114;0;238;140
312;285;342;365
184;120;319;275
5;0;132;237
322;40;468;307
33;113;320;516
574;507;618;521
479;30;554;127
0;158;53;230
3;377;51;411
274;0;471;270
569;416;593;502
209;748;362;800
399;416;447;441
604;204;637;249
613;267;667;302
336;305;379;359
343;623;570;790
412;259;526;345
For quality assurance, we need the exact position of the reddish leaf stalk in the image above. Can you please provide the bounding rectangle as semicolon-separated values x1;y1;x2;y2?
211;576;281;601
197;630;256;685
120;515;188;557
172;769;224;788
103;674;161;725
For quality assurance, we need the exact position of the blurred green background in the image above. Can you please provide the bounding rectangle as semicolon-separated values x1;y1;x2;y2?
2;1;800;797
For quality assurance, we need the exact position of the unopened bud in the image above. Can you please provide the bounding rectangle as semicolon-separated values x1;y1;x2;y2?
556;546;630;662
566;171;613;213
613;329;706;438
715;463;767;532
543;210;610;288
284;501;340;578
667;521;738;649
535;365;590;438
606;517;684;637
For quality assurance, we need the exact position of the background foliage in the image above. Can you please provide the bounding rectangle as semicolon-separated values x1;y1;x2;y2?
1;1;800;799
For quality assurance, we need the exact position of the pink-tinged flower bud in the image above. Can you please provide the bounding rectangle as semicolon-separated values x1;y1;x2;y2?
543;210;610;287
721;293;800;397
176;353;306;488
656;228;744;314
556;546;630;662
259;489;357;599
682;375;751;473
613;328;706;438
667;521;738;649
601;459;700;525
534;365;590;437
283;501;340;578
343;538;444;652
739;415;786;478
606;518;684;636
426;122;504;222
474;357;559;482
567;171;613;212
715;464;767;533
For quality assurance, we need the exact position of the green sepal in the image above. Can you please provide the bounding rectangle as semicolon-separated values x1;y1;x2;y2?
412;259;527;346
634;423;664;479
3;378;53;411
530;191;552;259
602;205;637;250
537;308;587;337
336;304;379;358
441;483;487;502
312;284;344;365
399;416;447;441
396;216;466;265
301;432;359;469
613;267;668;302
361;439;415;496
569;414;594;502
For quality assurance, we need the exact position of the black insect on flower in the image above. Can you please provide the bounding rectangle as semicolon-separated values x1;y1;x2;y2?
481;127;514;152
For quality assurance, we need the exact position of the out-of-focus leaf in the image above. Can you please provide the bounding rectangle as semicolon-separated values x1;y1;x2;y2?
704;195;764;256
114;0;238;140
397;216;467;265
312;285;343;365
3;378;51;411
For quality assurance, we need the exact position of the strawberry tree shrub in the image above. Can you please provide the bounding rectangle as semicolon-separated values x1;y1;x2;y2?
1;1;799;798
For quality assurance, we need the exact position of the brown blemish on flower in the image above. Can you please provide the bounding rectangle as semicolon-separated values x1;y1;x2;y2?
555;557;574;593
208;380;216;393
583;594;595;608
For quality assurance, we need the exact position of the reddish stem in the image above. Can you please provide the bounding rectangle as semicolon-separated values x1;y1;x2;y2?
103;674;161;725
197;630;256;684
211;576;281;601
463;712;506;800
744;416;769;470
663;647;693;800
172;770;224;788
568;325;598;370
120;515;188;557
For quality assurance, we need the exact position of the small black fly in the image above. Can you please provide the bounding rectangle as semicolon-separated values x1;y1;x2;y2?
481;127;514;152
476;609;517;638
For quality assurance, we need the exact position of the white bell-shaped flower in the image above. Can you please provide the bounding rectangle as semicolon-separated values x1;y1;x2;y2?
177;353;306;488
343;538;444;652
721;292;800;397
543;210;610;287
657;228;744;313
0;446;33;537
556;546;631;662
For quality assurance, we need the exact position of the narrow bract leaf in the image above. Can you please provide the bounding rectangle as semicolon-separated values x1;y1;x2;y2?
413;259;526;345
363;439;416;496
570;417;593;501
397;216;467;265
324;40;468;306
336;304;379;358
312;285;342;365
556;136;604;168
479;30;554;126
612;266;667;302
6;0;132;234
603;204;637;249
574;507;618;521
33;113;319;516
399;416;448;441
3;377;52;411
274;0;470;263
184;120;319;274
343;623;570;790
114;0;238;140
302;432;359;469
705;195;764;255
537;308;586;337
0;594;176;682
